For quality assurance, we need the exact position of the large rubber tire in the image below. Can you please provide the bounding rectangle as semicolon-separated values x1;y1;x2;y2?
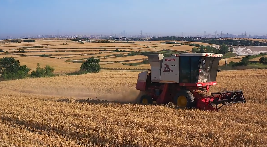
173;90;195;109
134;91;147;104
139;95;153;105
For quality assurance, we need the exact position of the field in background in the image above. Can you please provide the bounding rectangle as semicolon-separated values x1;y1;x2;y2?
3;39;267;72
0;39;195;73
0;69;266;146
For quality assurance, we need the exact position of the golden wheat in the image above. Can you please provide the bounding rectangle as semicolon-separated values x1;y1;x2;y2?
0;69;266;146
0;40;195;74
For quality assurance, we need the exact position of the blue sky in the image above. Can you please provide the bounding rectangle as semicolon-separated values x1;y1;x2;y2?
0;0;266;38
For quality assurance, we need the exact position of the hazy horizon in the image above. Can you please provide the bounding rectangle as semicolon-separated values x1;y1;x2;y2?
1;0;267;38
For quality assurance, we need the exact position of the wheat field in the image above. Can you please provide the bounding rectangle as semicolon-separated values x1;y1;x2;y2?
1;39;258;71
0;39;196;73
0;69;266;146
0;39;267;146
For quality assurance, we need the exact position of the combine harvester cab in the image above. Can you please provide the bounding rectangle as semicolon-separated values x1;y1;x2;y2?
136;53;246;111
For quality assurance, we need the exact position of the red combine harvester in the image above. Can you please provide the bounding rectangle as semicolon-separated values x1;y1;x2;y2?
136;53;246;111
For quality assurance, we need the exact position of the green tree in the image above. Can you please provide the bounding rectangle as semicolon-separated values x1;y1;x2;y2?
259;57;267;64
206;46;212;53
212;46;219;53
191;47;198;53
31;63;55;77
44;65;55;76
229;47;234;52
219;44;229;54
0;57;30;80
240;56;249;66
199;45;205;53
80;57;100;73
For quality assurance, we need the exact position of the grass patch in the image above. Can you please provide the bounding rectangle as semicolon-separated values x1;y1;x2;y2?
66;70;88;75
220;63;267;70
122;59;149;66
222;52;237;59
247;53;267;60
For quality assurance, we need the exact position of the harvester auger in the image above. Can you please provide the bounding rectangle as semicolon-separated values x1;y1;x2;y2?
135;53;246;111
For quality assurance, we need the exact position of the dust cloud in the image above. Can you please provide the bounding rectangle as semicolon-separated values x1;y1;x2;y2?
19;88;96;99
18;86;144;104
94;89;144;104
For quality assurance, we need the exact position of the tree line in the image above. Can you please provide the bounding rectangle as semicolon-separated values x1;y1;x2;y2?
0;57;101;80
202;39;267;46
226;53;267;68
148;36;267;46
191;44;232;55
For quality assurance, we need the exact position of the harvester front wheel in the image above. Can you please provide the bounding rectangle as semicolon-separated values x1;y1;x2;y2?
139;95;153;105
173;90;195;109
